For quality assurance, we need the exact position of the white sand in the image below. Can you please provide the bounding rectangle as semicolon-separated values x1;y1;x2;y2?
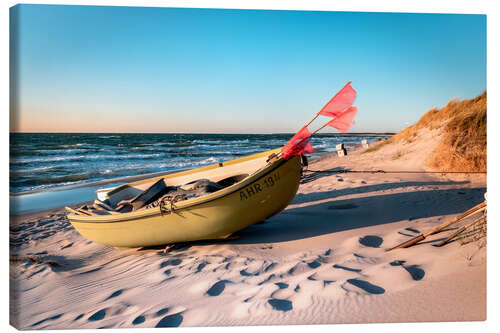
9;129;486;329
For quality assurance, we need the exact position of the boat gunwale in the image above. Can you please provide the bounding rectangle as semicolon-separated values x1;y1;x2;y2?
68;154;296;224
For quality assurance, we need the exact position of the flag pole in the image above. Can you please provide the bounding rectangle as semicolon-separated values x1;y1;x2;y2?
278;81;354;159
302;81;352;129
291;117;336;149
276;115;338;159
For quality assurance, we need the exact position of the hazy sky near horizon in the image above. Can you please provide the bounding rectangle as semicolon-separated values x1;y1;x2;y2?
10;4;486;133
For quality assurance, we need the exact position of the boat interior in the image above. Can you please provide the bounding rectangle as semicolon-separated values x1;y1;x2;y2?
66;149;279;217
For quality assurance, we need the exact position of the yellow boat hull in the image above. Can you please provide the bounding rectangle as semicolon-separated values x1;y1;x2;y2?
67;149;301;248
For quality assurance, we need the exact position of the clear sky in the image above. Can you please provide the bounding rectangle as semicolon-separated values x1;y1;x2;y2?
10;4;486;133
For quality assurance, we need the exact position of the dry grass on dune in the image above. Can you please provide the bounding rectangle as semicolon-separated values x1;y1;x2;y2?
363;92;486;172
427;93;486;172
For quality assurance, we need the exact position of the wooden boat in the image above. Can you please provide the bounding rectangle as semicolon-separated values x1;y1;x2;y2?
65;148;302;248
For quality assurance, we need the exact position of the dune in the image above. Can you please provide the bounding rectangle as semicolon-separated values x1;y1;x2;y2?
9;97;487;329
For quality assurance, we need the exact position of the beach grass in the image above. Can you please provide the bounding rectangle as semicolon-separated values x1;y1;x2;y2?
363;92;486;172
427;93;486;172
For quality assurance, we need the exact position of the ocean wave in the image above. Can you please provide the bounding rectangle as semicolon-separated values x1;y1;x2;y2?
10;165;61;174
10;148;94;157
10;153;167;164
10;133;374;193
192;139;223;144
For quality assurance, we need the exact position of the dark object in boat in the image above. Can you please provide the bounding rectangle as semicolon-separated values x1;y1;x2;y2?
144;179;231;210
93;200;114;212
116;179;177;212
216;174;249;187
180;179;224;192
70;176;252;215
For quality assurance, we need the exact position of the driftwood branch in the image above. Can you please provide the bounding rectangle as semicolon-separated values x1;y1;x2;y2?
386;201;486;251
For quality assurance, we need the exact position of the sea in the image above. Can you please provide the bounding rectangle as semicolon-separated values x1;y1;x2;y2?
10;133;389;214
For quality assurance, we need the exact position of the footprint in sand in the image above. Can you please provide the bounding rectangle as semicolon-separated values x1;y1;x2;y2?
349;253;381;265
398;227;421;237
155;313;183;327
73;314;84;322
359;235;383;248
258;274;276;286
132;315;146;325
287;262;314;276
195;261;209;273
156;307;170;316
60;242;73;250
130;307;174;326
268;298;293;312
206;280;232;296
31;314;63;327
333;264;362;273
240;269;256;277
160;259;182;268
88;309;107;321
264;262;276;272
346;279;385;294
105;289;123;300
275;282;288;289
390;260;425;281
307;260;321;269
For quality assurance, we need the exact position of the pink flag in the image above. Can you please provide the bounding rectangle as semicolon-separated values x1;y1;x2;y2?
318;82;357;118
326;106;358;133
282;126;314;160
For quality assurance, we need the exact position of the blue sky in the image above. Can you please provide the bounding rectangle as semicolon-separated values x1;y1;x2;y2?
10;4;486;133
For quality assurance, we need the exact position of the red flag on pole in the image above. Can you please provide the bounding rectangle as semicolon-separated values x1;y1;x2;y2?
325;106;358;133
318;82;357;118
281;126;314;160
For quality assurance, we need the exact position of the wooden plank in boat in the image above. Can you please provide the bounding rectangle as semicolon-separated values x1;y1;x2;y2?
128;179;169;210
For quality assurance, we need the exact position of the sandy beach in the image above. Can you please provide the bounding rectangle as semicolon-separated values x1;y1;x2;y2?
9;129;487;329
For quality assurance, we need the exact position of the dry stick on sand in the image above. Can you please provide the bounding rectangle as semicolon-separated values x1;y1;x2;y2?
386;201;487;251
434;214;487;247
